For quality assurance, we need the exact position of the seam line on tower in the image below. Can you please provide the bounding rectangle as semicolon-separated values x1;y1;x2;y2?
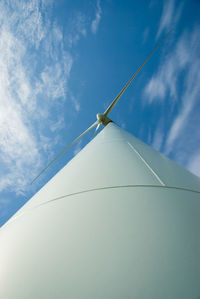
127;142;166;186
23;185;200;208
7;185;200;224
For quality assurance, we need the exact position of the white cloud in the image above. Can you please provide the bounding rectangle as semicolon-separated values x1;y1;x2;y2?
0;101;40;194
2;0;47;49
144;76;166;103
40;63;71;100
73;140;82;156
67;13;87;47
156;0;183;39
144;57;179;103
187;151;200;178
164;28;200;155
151;125;164;152
165;101;192;155
143;28;149;44
157;0;174;38
91;0;102;34
144;25;200;174
0;1;74;194
144;29;193;104
0;25;40;194
50;117;65;133
71;94;81;112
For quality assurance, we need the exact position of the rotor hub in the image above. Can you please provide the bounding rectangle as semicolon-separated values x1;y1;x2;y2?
96;113;112;127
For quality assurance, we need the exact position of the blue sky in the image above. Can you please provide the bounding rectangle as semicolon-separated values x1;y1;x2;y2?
0;0;200;226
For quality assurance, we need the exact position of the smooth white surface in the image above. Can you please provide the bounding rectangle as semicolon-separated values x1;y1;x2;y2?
1;188;200;299
0;123;200;298
13;123;200;215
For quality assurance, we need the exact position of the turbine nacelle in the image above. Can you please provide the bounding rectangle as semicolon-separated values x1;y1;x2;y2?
96;113;112;127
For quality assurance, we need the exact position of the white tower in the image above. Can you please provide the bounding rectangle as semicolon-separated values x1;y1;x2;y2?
0;123;200;299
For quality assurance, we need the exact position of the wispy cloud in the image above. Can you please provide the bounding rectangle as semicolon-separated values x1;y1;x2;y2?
73;140;82;156
151;124;164;152
67;12;87;47
145;26;200;174
156;0;183;39
144;29;192;104
144;75;167;103
0;1;73;194
70;94;81;112
187;150;200;177
143;28;149;44
50;117;65;133
164;28;200;155
91;0;102;34
39;60;72;100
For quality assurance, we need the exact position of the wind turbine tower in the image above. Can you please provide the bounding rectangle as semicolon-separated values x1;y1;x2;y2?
0;31;199;299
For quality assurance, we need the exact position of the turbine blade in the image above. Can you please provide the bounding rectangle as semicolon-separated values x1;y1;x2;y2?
31;120;99;184
92;123;101;139
104;29;173;116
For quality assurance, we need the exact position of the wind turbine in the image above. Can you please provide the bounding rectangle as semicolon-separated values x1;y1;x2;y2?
0;30;200;299
31;30;172;184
